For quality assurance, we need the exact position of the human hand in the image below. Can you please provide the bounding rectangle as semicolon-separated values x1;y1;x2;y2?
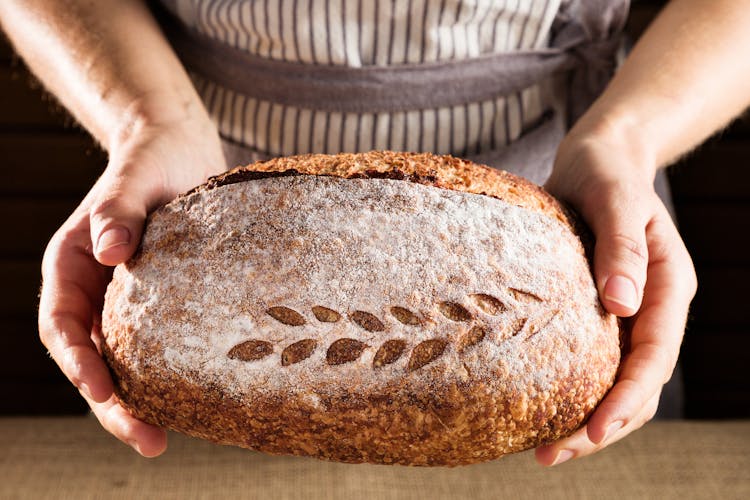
38;111;225;457
537;131;697;466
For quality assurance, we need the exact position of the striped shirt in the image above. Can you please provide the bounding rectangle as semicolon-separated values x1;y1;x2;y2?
160;0;563;157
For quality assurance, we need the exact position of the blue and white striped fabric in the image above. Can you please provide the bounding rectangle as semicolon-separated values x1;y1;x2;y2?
159;0;563;157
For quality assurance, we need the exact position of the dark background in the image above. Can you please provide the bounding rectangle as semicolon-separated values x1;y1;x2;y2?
0;1;747;417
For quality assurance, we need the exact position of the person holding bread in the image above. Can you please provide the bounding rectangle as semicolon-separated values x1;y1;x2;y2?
1;0;747;466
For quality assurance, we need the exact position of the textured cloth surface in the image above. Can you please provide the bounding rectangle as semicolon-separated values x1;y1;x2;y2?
160;0;562;66
157;0;563;157
1;417;748;499
155;0;629;159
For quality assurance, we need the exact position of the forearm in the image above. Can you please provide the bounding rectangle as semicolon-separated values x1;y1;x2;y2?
0;0;210;152
570;0;750;173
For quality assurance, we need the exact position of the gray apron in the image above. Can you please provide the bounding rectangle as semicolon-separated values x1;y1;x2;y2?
155;0;682;418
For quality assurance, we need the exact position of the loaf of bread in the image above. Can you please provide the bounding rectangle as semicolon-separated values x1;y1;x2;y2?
102;151;621;466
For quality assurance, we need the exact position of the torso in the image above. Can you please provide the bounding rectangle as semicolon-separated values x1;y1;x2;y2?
159;0;563;157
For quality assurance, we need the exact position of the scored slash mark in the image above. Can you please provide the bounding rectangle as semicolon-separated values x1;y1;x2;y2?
231;290;552;370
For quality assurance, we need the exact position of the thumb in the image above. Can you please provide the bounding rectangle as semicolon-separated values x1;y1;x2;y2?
588;193;650;318
89;167;167;266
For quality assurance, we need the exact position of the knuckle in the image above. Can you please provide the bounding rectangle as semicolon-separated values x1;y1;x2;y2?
41;226;76;278
665;252;698;310
90;194;124;225
625;379;651;411
89;170;156;228
599;233;649;283
638;341;678;386
609;233;648;265
682;256;699;297
40;250;54;282
641;394;661;425
120;420;138;440
675;239;698;298
89;171;132;218
57;343;82;380
41;202;94;278
607;379;648;425
645;341;677;376
99;403;118;430
37;321;54;350
37;312;63;351
689;268;698;293
645;218;675;260
104;404;134;438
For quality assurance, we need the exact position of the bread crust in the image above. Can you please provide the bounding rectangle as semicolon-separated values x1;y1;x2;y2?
102;151;620;466
189;150;572;225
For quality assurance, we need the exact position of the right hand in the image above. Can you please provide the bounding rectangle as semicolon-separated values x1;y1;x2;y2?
38;112;225;456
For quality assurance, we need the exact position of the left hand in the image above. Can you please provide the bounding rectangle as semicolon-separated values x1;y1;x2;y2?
537;131;698;466
38;112;226;457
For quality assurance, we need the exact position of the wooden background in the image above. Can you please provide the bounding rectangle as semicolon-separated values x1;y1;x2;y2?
0;1;747;417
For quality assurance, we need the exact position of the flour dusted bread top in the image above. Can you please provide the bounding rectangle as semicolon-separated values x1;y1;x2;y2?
102;151;620;466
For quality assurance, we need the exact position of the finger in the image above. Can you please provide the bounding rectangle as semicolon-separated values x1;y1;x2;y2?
40;308;114;403
586;186;651;317
89;162;167;266
39;217;114;403
535;391;661;466
85;393;167;457
534;207;695;466
584;210;696;444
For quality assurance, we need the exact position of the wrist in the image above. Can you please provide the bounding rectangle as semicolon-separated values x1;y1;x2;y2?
562;106;659;180
548;107;660;210
108;89;216;155
548;102;658;198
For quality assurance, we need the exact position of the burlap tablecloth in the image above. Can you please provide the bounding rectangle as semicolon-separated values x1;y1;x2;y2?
1;417;747;499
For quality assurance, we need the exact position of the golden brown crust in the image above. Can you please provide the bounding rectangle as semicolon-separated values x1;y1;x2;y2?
104;337;611;466
188;151;572;226
193;151;593;263
102;151;620;466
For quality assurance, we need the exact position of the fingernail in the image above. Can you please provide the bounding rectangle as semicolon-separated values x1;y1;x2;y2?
603;420;624;442
604;275;638;310
552;449;574;466
97;226;130;254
